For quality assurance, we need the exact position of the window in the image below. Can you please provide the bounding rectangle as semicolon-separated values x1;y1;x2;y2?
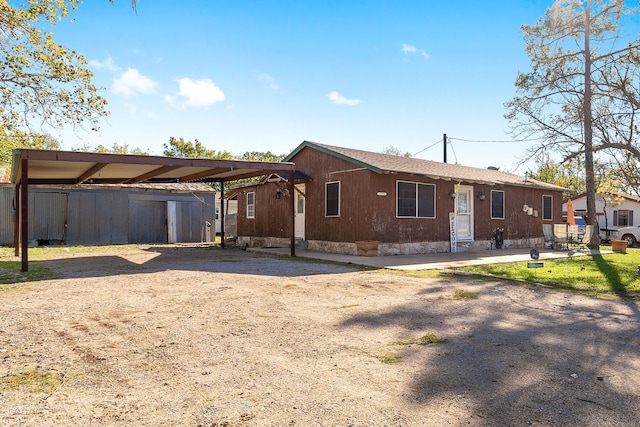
325;182;340;217
246;192;255;219
396;181;435;218
491;190;504;219
542;195;552;220
614;209;633;226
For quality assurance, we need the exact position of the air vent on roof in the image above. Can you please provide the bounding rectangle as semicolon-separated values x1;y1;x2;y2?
487;166;500;171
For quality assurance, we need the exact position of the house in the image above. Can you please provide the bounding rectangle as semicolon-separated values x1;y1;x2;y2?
0;183;216;246
231;141;565;256
563;192;640;241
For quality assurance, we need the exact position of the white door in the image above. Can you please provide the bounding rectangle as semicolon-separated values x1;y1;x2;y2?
456;186;474;241
167;201;178;243
295;184;305;240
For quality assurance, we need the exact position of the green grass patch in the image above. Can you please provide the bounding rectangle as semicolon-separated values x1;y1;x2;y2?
395;332;446;345
0;244;152;261
456;248;640;298
378;353;402;364
0;244;157;285
0;260;60;285
335;304;361;309
387;269;443;279
439;289;478;300
0;370;61;393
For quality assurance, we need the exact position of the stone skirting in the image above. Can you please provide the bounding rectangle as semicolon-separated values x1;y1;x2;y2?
237;236;546;256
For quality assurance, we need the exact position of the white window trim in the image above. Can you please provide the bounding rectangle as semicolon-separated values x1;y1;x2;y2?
246;191;255;219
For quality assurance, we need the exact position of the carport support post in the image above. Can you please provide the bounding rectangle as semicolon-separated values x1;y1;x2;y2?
220;183;225;249
290;170;296;257
20;157;29;272
13;183;20;257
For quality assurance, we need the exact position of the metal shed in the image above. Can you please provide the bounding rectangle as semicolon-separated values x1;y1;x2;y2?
10;149;297;271
0;183;217;246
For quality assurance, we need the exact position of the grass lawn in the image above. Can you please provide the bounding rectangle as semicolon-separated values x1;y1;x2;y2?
0;245;154;285
453;248;640;299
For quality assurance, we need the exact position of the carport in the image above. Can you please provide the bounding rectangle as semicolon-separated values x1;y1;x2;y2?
10;149;297;271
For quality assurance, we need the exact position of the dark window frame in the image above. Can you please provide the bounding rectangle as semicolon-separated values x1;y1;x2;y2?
325;181;340;217
614;209;633;226
490;190;505;220
396;180;436;218
542;195;553;221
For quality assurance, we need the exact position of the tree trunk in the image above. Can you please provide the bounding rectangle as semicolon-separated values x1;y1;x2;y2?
583;2;599;247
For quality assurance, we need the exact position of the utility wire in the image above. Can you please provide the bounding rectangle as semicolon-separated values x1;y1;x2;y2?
411;139;442;157
449;136;545;143
410;135;543;164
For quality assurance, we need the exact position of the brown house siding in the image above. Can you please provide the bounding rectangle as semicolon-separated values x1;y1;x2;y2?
236;183;291;239
235;145;564;253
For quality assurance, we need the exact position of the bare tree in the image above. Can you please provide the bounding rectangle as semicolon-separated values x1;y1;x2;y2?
505;0;640;246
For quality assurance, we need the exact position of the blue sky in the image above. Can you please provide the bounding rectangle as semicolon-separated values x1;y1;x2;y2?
50;0;553;172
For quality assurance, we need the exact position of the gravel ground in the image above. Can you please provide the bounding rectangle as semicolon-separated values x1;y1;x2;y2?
0;245;639;426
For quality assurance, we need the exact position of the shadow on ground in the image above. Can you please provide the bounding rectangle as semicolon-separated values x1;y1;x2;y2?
339;281;640;425
35;245;360;279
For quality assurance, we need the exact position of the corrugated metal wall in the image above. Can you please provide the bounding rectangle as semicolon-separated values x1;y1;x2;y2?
0;186;15;246
28;191;67;243
0;185;215;246
129;199;167;243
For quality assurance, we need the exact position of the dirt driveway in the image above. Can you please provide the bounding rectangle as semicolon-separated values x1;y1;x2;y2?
1;245;639;426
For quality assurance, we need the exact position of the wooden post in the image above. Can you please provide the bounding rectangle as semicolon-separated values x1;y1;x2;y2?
20;157;29;272
220;183;225;249
290;170;296;257
13;183;19;257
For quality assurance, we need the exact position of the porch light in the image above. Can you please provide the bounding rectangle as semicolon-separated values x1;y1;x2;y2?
449;190;457;198
477;192;485;201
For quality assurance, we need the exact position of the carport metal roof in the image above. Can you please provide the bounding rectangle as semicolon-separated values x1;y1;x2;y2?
11;149;297;271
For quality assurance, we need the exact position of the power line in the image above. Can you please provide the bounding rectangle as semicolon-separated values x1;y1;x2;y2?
411;139;442;157
448;136;545;143
409;135;543;163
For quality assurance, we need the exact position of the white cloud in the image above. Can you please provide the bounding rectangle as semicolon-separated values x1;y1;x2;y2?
256;73;279;90
113;68;157;97
176;78;225;106
89;56;121;72
401;43;430;60
328;91;360;106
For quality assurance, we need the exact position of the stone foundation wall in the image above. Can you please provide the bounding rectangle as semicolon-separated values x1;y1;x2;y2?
236;236;291;249
306;240;357;255
237;236;546;256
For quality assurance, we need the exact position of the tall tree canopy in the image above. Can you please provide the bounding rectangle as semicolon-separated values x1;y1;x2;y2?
163;136;234;160
0;131;60;164
505;0;640;245
239;151;286;162
0;0;111;134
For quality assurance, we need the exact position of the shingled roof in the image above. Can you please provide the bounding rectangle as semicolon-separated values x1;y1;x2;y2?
285;141;565;191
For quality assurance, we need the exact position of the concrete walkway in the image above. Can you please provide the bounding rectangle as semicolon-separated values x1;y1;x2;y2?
247;246;608;271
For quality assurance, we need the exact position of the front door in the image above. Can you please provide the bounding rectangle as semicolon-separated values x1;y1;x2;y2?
456;186;474;241
295;184;305;240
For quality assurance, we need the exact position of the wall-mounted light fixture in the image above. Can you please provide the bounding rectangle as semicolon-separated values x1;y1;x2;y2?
275;189;283;199
477;192;486;201
376;191;387;196
449;190;457;199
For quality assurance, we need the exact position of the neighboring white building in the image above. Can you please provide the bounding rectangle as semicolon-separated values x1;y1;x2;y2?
563;192;640;241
